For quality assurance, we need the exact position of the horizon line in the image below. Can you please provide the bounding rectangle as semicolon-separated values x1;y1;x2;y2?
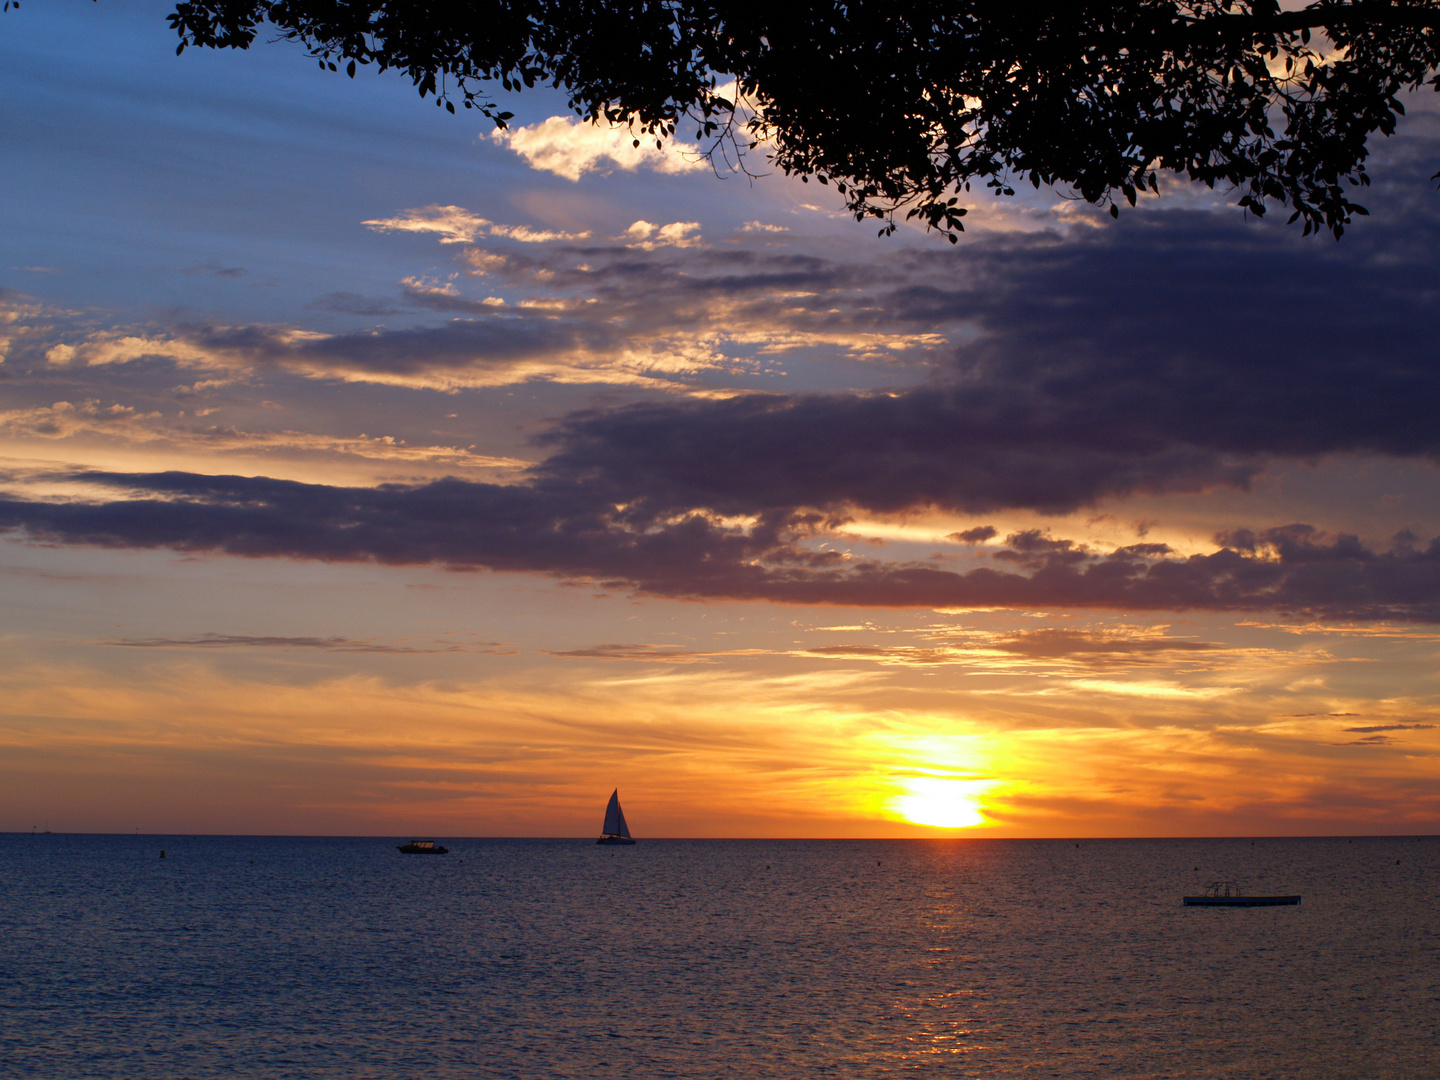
6;831;1436;841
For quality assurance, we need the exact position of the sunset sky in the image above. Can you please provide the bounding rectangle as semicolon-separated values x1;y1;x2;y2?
4;2;1439;838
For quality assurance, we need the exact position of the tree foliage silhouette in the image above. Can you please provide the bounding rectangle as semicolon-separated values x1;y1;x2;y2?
155;2;1440;238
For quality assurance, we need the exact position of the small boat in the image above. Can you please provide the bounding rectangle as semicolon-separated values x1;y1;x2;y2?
596;789;636;845
396;839;449;854
1183;880;1299;906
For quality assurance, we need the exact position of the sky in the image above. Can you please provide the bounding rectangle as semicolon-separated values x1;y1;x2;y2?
3;2;1439;838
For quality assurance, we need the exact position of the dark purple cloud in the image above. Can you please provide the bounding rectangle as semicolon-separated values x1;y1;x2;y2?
539;388;1260;516
3;472;1438;621
531;204;1440;517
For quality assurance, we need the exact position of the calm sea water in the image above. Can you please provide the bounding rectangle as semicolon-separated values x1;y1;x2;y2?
1;834;1435;1078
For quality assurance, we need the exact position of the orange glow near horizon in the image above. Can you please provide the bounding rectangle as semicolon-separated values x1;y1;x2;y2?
2;542;1440;838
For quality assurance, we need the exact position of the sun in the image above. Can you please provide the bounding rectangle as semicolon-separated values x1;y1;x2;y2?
892;777;988;829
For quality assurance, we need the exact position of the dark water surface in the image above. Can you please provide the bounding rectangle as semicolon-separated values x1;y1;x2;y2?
1;835;1435;1078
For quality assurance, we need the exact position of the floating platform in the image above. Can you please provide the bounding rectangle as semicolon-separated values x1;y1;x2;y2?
1184;880;1298;906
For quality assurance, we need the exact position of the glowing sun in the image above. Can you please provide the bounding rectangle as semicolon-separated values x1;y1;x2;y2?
893;777;988;829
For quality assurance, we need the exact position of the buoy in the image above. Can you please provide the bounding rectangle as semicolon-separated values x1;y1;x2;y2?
160;850;166;859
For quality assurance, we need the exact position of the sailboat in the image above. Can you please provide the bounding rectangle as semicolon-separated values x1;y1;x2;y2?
596;788;636;845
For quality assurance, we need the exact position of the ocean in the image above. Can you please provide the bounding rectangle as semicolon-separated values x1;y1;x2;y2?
1;834;1435;1078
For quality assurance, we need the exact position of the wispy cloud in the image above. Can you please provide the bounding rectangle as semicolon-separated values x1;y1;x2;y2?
362;205;590;243
548;643;709;663
105;633;497;653
43;333;240;369
1;400;164;440
801;628;1226;671
0;401;530;473
30;318;738;393
1343;722;1436;733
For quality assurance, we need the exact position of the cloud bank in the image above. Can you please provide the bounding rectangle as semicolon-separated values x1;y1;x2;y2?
2;471;1437;621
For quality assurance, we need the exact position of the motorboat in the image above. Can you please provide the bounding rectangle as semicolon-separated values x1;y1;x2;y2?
397;839;449;854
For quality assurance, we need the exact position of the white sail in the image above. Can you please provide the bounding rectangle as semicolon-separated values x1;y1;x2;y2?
602;789;631;838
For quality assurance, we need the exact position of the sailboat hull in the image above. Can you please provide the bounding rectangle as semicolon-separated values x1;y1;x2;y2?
596;835;636;845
